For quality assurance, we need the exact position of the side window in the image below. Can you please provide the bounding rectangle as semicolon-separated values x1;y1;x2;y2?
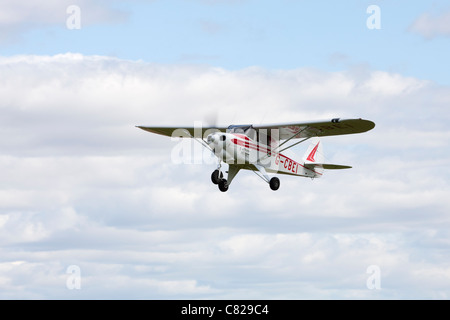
257;129;271;146
246;128;256;140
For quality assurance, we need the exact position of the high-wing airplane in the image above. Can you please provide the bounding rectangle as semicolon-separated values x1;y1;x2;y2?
137;118;375;192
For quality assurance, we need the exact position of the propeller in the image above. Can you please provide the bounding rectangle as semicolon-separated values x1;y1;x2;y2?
202;111;229;162
204;110;219;128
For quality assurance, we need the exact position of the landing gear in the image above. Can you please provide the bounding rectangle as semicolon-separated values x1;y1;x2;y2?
212;165;240;192
269;177;280;191
254;164;280;191
212;167;228;192
218;179;229;192
211;169;223;185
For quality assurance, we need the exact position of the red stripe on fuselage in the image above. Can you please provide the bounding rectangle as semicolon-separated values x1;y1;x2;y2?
230;136;322;176
233;134;251;141
231;137;271;154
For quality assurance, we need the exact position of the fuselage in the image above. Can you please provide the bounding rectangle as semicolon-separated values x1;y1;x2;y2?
207;132;322;178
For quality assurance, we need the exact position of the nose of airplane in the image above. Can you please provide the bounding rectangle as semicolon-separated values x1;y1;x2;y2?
206;133;218;146
207;133;226;149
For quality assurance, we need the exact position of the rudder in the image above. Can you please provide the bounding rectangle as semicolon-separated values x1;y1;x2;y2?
303;138;324;164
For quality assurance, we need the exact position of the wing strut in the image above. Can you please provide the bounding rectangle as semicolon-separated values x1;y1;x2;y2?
261;127;313;163
272;126;310;153
184;129;223;168
187;130;213;153
253;164;270;184
277;137;311;154
180;128;217;159
268;126;317;156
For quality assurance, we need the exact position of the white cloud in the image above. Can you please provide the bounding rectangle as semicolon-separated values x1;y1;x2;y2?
361;71;428;95
0;53;450;299
409;10;450;39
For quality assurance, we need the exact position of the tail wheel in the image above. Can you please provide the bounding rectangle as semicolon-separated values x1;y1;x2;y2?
218;179;229;192
269;177;280;191
211;170;223;185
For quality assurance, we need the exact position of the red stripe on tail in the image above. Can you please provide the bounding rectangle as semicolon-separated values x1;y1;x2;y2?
306;142;320;162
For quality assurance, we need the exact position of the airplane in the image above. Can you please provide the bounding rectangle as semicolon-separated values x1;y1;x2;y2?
137;118;375;192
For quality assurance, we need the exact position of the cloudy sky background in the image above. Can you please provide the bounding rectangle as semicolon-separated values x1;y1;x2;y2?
1;0;450;299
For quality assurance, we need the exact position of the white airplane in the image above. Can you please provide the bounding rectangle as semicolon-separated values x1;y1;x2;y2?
137;118;375;192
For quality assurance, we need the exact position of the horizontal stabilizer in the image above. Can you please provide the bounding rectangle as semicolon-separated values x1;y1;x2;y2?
322;164;352;170
304;163;352;170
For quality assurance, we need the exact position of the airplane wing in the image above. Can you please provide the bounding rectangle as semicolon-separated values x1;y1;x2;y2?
136;118;375;140
136;126;227;138
252;118;375;140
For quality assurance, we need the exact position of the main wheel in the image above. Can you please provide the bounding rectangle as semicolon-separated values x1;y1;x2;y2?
218;179;229;192
211;170;223;184
269;177;280;191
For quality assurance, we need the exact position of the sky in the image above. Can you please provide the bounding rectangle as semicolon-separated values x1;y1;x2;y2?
0;0;450;299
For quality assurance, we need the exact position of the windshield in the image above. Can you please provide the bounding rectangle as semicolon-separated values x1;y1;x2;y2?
227;125;257;140
227;125;252;133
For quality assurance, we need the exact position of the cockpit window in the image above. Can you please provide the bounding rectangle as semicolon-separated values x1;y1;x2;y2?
227;125;256;140
227;125;252;134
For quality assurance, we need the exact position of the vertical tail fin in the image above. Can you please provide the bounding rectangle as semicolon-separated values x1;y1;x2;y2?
302;138;325;177
303;138;324;164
